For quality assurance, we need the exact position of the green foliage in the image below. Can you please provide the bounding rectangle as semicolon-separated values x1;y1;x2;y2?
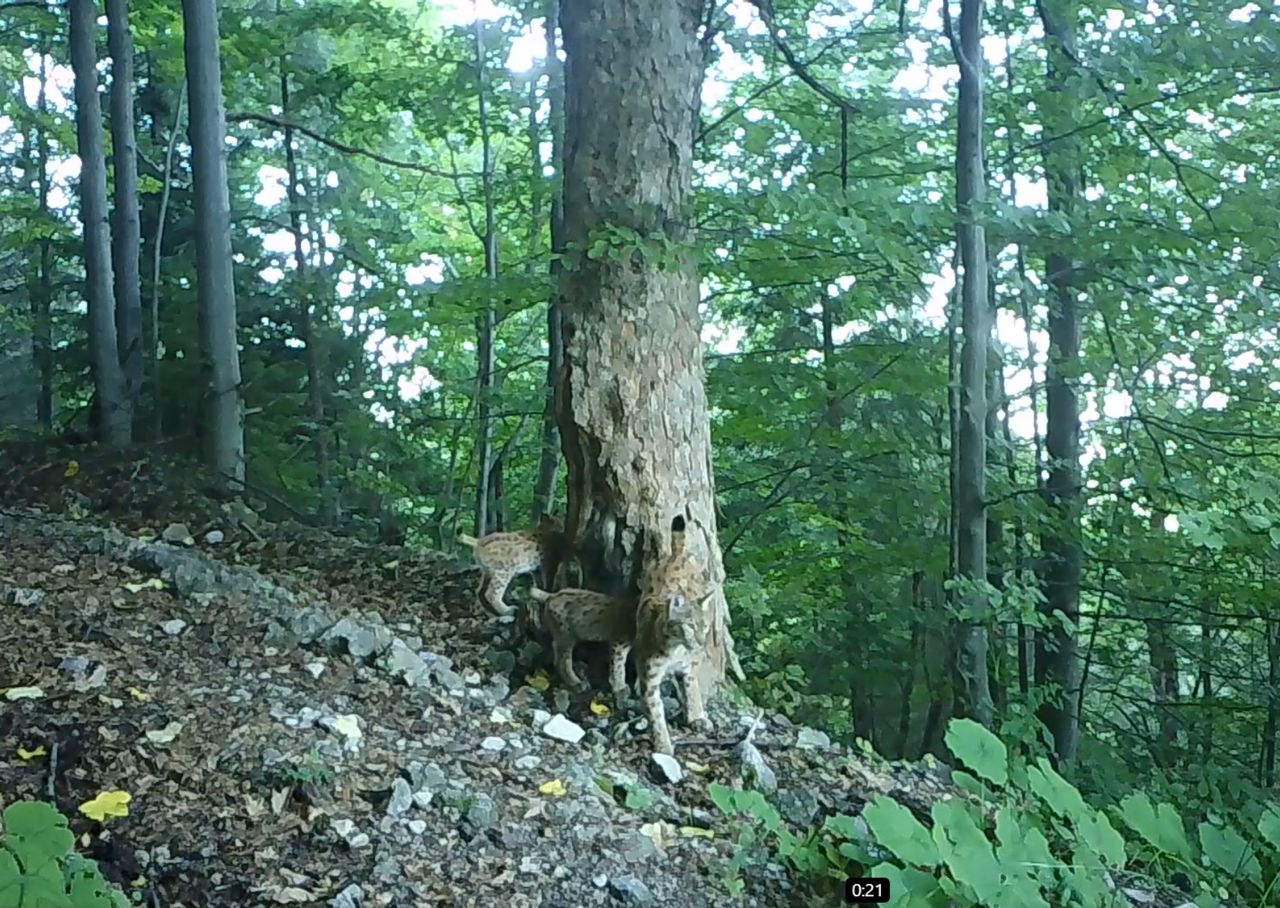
708;719;1280;906
0;801;128;908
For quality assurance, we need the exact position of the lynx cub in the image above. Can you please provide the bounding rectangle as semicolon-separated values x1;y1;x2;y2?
634;512;715;756
529;587;637;696
459;514;561;616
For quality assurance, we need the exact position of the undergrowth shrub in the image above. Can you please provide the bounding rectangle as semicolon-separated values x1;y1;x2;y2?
0;800;128;908
709;718;1280;906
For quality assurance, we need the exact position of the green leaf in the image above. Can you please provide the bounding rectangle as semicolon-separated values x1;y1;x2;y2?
1078;810;1126;868
1117;793;1193;861
1258;806;1280;853
867;862;942;908
1;801;73;883
943;718;1008;787
931;800;1003;904
1198;821;1262;887
862;796;938;868
1026;758;1086;821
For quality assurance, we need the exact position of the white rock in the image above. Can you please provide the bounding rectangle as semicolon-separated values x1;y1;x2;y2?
480;736;506;752
514;755;541;770
408;819;427;835
204;530;225;545
489;706;511;724
592;873;608;889
160;619;187;636
304;661;327;679
532;709;552;728
12;588;44;607
541;714;585;744
650;752;683;784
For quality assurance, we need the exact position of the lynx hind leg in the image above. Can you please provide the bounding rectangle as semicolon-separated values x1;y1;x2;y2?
487;570;518;616
643;659;674;756
552;634;588;692
609;643;632;699
474;570;491;610
679;662;710;732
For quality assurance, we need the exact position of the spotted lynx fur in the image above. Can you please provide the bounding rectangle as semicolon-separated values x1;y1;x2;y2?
529;587;637;696
459;514;561;616
634;513;715;756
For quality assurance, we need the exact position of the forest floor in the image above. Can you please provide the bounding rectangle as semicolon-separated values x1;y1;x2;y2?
0;444;1198;908
0;443;956;908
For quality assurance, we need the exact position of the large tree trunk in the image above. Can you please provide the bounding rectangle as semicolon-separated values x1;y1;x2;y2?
557;0;740;693
182;0;245;485
1034;0;1083;765
69;0;131;447
948;0;993;727
532;0;565;523
107;0;143;413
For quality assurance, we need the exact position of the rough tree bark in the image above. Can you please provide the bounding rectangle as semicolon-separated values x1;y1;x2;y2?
30;33;53;428
472;14;497;537
69;0;131;446
532;0;565;523
182;0;245;485
1034;0;1083;765
947;0;994;727
557;0;741;693
107;0;143;411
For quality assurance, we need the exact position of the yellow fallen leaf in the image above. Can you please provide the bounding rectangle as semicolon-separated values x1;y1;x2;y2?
4;687;45;701
128;687;152;702
64;460;80;478
381;560;400;570
538;779;566;797
130;877;148;889
589;700;611;717
526;672;550;692
685;760;709;774
680;825;715;839
123;578;165;593
17;746;47;761
79;790;131;822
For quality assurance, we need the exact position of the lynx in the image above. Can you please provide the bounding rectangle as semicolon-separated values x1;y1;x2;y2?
529;587;637;696
634;512;715;756
458;513;561;616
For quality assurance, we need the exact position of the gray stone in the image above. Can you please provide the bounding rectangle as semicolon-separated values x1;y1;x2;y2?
480;736;506;752
408;819;427;835
778;788;820;827
405;761;447;792
160;619;187;636
204;530;225;545
485;648;516;674
387;778;414;817
466;793;498;829
608;875;653;905
321;616;393;661
57;656;89;677
736;740;777;794
162;523;193;545
796;727;830;749
649;753;683;785
542;714;585;744
12;588;43;607
289;605;334;642
329;884;363;908
383;639;431;687
621;830;660;863
513;754;541;771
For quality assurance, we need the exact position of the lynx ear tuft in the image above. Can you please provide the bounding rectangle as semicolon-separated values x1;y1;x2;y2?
671;514;686;533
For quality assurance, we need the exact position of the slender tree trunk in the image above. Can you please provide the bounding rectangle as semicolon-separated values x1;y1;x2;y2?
532;0;565;524
986;345;1007;714
281;63;333;522
1199;622;1213;763
1264;615;1278;787
107;0;143;412
182;0;245;484
150;85;183;441
31;35;54;429
948;0;993;727
472;15;497;537
1034;0;1083;765
557;0;741;692
70;0;131;446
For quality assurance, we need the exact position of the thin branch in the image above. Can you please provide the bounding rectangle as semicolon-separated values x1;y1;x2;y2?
228;112;482;179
